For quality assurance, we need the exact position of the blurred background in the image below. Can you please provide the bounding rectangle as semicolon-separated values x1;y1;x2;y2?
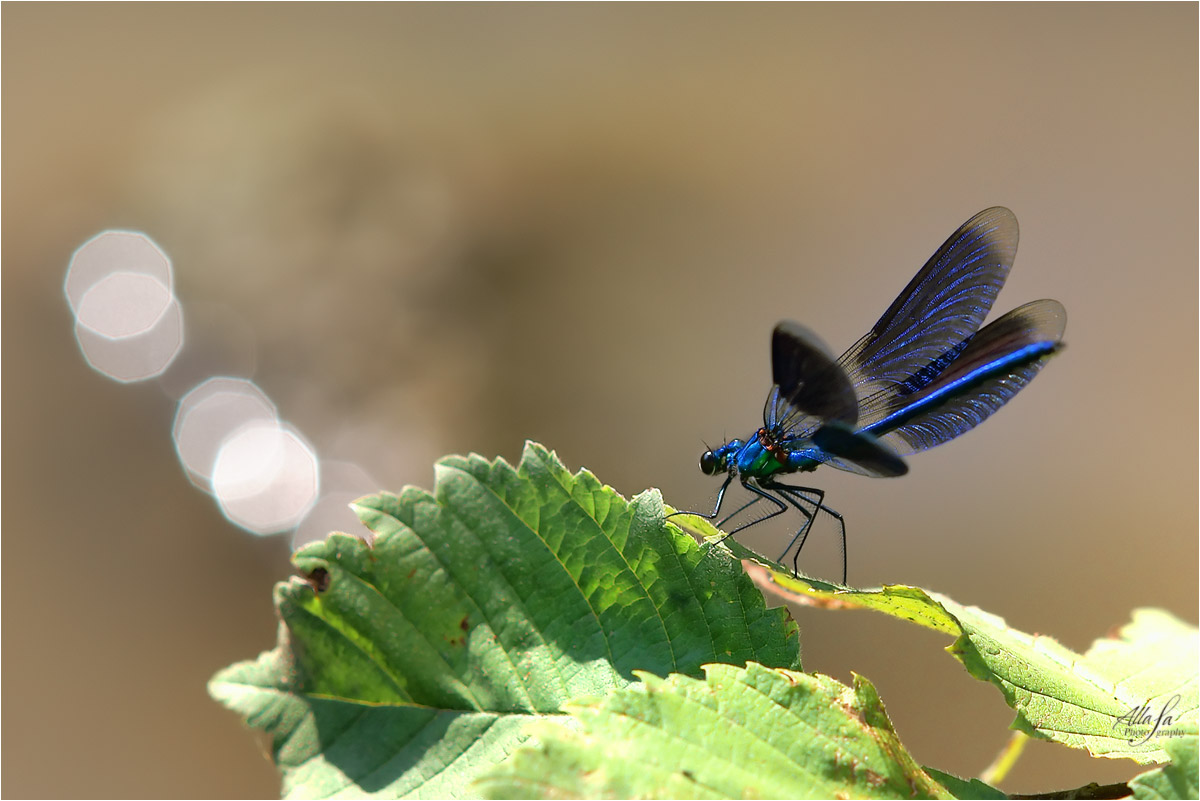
3;4;1195;797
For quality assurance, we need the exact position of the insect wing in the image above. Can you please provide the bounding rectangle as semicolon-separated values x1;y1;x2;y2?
811;421;908;477
863;299;1066;455
767;321;859;432
841;207;1019;426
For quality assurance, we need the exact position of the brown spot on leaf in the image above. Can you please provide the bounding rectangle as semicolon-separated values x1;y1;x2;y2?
303;566;331;593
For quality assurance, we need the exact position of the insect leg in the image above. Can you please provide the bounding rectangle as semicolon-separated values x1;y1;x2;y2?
717;495;762;529
762;481;848;585
666;472;735;522
700;480;790;556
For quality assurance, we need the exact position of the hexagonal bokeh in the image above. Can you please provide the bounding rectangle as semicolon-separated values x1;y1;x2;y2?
65;230;173;314
73;296;184;382
172;377;278;488
66;231;183;382
211;420;320;535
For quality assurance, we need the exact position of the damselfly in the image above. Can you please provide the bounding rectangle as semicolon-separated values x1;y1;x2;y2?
673;207;1066;584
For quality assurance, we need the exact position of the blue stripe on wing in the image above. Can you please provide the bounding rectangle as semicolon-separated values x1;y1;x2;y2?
861;299;1066;455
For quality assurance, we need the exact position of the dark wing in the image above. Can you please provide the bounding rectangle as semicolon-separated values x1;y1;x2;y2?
765;321;859;432
860;299;1066;455
810;421;908;477
841;207;1019;428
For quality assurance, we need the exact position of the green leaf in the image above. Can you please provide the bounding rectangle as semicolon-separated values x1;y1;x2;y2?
1129;737;1199;800
476;662;953;800
666;508;810;582
755;571;1199;764
209;442;799;799
922;768;1006;800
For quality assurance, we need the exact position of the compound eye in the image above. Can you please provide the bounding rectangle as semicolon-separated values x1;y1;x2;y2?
699;450;719;475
